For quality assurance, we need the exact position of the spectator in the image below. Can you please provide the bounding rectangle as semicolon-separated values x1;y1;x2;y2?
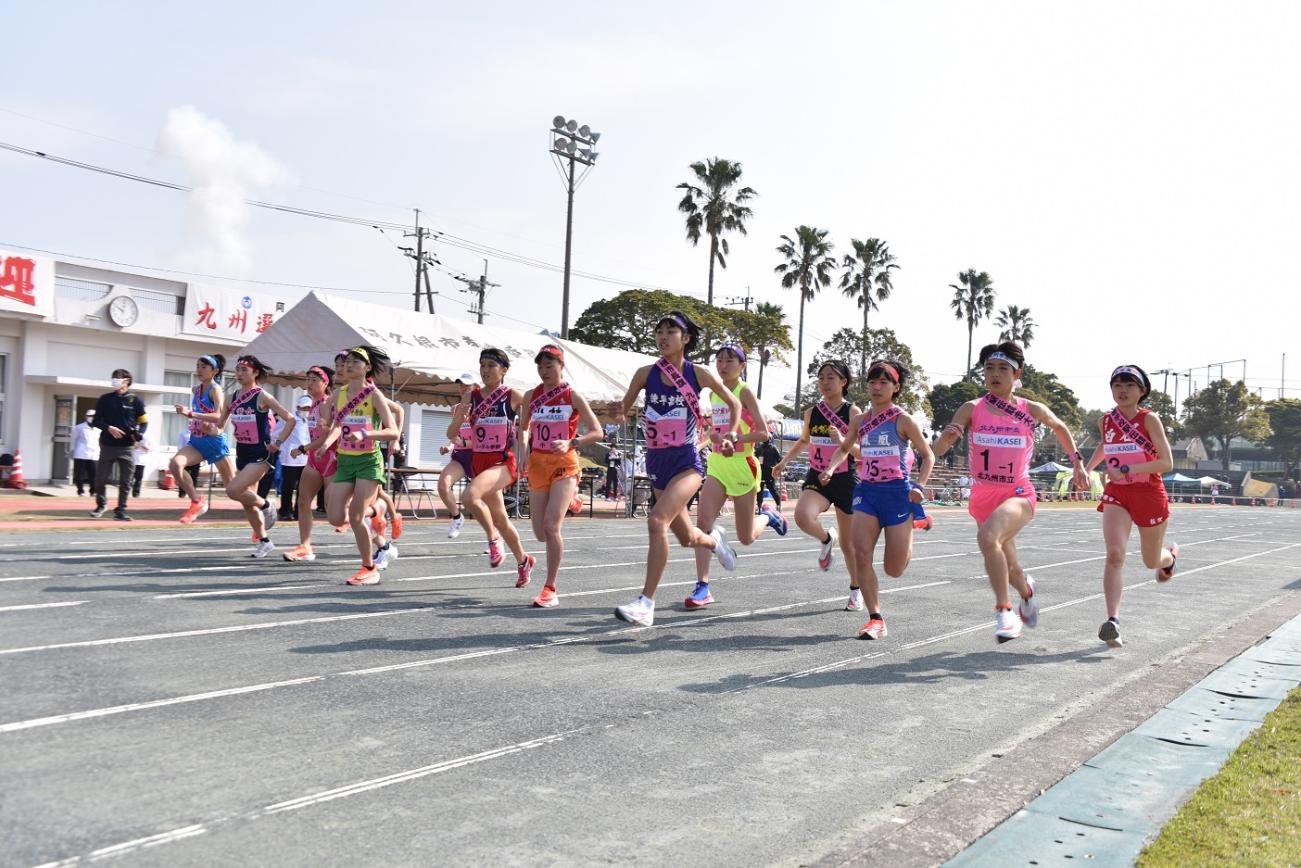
131;439;149;498
69;409;99;496
90;368;148;521
276;395;314;520
757;435;783;508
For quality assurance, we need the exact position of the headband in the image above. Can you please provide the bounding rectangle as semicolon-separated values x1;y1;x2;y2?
985;351;1018;366
657;313;690;332
480;348;511;368
717;343;747;362
199;355;219;369
308;365;331;386
867;362;899;384
347;347;371;364
1110;365;1145;383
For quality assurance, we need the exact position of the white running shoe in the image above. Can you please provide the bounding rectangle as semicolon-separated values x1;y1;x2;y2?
1099;619;1123;648
818;528;837;571
995;607;1022;643
710;526;737;571
251;539;276;559
614;596;655;627
1017;576;1039;629
374;544;398;570
261;501;278;532
845;589;865;612
448;514;465;539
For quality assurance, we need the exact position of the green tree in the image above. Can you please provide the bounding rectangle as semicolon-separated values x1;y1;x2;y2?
926;380;983;457
1018;365;1082;432
1182;380;1272;471
801;327;928;412
949;269;997;377
1265;398;1301;478
1079;407;1107;445
995;304;1035;348
775;226;836;415
1145;390;1181;439
752;301;788;400
839;238;899;376
676;158;757;307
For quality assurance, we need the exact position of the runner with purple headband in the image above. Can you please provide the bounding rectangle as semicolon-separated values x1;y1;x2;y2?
611;311;744;628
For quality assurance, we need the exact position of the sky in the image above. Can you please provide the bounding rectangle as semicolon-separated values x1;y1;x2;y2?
3;1;1299;411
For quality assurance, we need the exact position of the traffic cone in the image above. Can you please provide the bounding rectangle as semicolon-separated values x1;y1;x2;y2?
9;449;27;489
160;468;176;491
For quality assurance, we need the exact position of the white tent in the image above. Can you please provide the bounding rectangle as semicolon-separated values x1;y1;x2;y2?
240;292;654;406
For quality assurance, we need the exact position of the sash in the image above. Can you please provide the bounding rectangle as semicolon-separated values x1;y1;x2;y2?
983;392;1035;428
468;384;511;427
529;382;570;417
192;383;216;413
655;357;709;428
1108;407;1156;456
338;383;377;419
816;399;850;436
232;386;263;412
858;405;902;439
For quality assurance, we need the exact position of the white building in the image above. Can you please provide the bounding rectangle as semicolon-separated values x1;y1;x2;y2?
0;249;297;485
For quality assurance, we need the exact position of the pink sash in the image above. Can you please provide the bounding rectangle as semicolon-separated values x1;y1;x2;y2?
529;382;570;417
857;405;901;440
816;399;850;435
468;385;511;427
983;392;1036;427
655;358;709;429
1107;408;1156;456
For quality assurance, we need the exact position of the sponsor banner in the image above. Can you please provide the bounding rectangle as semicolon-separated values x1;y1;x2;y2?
183;285;288;341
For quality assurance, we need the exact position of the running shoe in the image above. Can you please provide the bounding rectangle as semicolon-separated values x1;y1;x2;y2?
515;554;536;588
261;501;278;532
1157;542;1179;583
448;514;465;539
684;581;714;609
89;503;107;518
913;515;934;531
179;500;208;524
114;510;133;522
857;617;888;640
282;544;316;562
1099;618;1123;648
845;589;865;612
251;539;276;559
1017;576;1039;629
334;524;348;533
390;512;404;540
532;586;559;608
761;506;789;536
374;544;398;570
346;565;380;586
994;607;1022;643
818;529;837;571
370;510;387;539
710;527;737;571
487;537;505;568
614;596;655;627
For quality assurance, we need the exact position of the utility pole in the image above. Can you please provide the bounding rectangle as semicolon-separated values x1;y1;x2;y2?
549;115;600;339
724;288;754;312
402;209;438;314
453;259;498;324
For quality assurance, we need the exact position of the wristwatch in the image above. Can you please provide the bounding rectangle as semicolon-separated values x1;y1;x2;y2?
1119;464;1130;475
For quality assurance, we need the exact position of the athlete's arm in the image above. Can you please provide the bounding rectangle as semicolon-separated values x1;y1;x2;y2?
369;395;399;443
567;391;605;452
736;384;769;445
616;366;650;422
445;402;469;442
1135;412;1175;477
516;391;534;459
820;410;863;480
900;413;936;491
773;408;812;475
1085;418;1106;472
932;401;975;457
694;366;741;455
1028;400;1088;489
259;392;296;453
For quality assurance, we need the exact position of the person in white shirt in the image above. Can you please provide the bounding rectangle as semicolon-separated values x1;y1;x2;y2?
131;440;149;498
69;410;99;496
277;395;314;520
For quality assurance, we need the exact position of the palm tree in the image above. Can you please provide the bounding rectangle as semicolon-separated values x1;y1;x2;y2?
996;304;1035;348
839;237;899;376
677;158;757;306
775;226;836;414
753;301;785;400
949;269;996;377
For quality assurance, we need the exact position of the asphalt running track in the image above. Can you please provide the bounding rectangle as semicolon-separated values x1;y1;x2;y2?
2;506;1299;867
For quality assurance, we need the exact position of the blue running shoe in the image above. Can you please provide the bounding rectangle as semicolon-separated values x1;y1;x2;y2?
684;581;714;609
762;506;789;536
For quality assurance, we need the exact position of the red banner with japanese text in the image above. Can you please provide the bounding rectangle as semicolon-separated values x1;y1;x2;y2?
0;250;54;318
183;285;288;341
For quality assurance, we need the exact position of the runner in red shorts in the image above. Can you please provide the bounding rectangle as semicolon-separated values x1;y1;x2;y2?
1084;364;1178;648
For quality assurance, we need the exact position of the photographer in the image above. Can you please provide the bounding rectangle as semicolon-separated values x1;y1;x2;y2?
90;368;149;520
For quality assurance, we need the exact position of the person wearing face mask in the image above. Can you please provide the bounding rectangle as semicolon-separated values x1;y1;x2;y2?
90;368;149;520
277;395;315;520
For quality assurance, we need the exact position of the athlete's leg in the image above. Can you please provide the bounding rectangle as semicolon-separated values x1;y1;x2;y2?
732;489;763;545
881;520;915;578
171;445;204;501
794;489;830;541
1101;504;1133;619
438;462;466;516
835;507;858;580
975;497;1035;608
849;510;883;613
693;476;728;581
1136;521;1174;571
348;478;382;565
295;466;325;546
463;464;510;545
642;472;712;599
536;476;577;588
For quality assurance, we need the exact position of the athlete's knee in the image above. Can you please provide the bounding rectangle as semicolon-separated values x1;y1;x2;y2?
976;525;1002;552
1140;550;1164;569
883;556;908;578
1105;545;1127;569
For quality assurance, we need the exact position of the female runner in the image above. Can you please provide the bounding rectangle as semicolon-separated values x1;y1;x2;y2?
518;344;604;607
447;347;535;584
437;373;477;538
282;363;336;562
612;312;741;627
1085;364;1178;647
933;342;1089;642
820;359;934;639
324;345;400;585
172;353;234;524
685;342;787;609
773;361;864;611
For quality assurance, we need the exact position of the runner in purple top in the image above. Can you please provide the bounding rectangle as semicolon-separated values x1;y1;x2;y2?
611;310;744;628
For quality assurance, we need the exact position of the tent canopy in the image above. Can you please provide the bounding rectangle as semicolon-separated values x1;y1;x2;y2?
240;292;654;406
1032;461;1069;473
1197;476;1226;487
1163;472;1199;483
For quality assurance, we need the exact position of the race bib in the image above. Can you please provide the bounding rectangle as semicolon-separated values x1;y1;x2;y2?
231;412;260;445
530;405;573;453
809;436;849;474
972;432;1027;449
341;414;374;452
859;444;903;482
645;406;689;449
1104;442;1148;484
473;415;510;452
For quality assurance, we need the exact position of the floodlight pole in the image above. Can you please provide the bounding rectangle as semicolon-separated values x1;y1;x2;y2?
549;115;599;340
561;156;576;339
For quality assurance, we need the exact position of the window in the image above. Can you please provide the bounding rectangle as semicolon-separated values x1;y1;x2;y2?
130;286;183;316
55;277;112;302
162;370;193;447
420;409;453;468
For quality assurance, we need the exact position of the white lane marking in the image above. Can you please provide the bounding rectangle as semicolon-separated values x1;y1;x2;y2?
153;584;320;599
0;565;256;584
0;600;87;613
33;728;588;866
0;580;948;734
0;606;442;656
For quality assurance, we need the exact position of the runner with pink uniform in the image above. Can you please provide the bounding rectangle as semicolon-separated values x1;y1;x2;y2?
933;342;1089;643
282;363;337;562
